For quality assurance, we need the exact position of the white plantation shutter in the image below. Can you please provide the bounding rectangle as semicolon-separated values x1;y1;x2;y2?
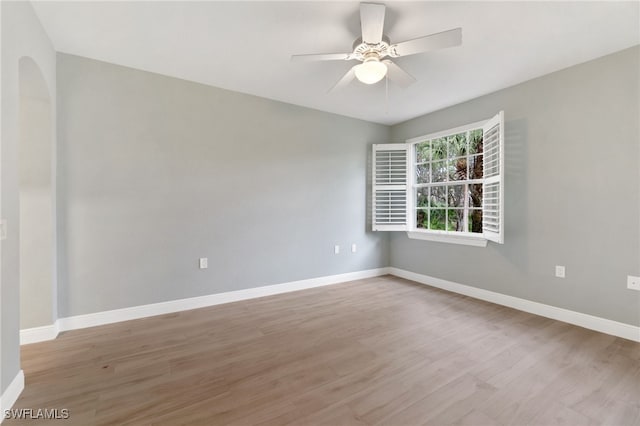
372;144;410;231
482;111;505;243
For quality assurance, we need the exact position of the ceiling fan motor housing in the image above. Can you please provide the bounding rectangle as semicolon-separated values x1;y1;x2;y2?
352;36;392;61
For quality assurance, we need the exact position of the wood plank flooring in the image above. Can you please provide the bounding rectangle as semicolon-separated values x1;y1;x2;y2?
8;275;640;425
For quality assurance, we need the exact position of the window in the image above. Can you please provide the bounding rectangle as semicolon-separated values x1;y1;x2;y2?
372;111;504;247
413;127;484;234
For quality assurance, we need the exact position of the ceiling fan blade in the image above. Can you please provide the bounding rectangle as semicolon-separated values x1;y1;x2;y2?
383;60;416;88
390;28;462;57
360;3;386;44
291;53;352;62
328;66;357;93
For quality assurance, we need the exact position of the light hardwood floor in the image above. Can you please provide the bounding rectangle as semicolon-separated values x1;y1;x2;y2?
8;275;640;425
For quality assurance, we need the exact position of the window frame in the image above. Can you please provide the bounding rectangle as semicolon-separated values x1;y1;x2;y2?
406;120;487;245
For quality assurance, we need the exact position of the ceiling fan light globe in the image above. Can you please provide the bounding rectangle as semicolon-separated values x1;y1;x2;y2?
354;60;387;84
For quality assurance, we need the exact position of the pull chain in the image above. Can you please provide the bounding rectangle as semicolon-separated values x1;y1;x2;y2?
385;74;389;115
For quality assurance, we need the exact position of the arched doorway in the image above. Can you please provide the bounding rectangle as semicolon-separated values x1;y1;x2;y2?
18;57;56;333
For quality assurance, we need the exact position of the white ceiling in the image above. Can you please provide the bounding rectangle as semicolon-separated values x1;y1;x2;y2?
32;1;639;125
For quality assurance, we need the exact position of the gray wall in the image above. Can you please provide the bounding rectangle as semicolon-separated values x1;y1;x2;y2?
389;46;640;327
19;94;55;329
1;1;57;392
57;53;389;317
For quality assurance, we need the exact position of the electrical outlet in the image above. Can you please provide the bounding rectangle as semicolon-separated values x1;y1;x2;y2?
627;275;640;291
334;245;340;254
351;243;357;253
555;265;565;278
199;258;208;269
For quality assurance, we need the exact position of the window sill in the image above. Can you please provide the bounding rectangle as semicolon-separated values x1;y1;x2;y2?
406;231;488;247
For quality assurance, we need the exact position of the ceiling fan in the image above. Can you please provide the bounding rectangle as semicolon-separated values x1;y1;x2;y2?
291;2;462;91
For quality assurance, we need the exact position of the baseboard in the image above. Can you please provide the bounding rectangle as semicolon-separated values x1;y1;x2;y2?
20;268;389;343
389;267;640;342
20;322;60;345
0;370;25;423
52;267;390;334
21;267;639;343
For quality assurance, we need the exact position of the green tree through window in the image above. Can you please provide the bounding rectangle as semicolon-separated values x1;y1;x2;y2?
414;129;483;233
